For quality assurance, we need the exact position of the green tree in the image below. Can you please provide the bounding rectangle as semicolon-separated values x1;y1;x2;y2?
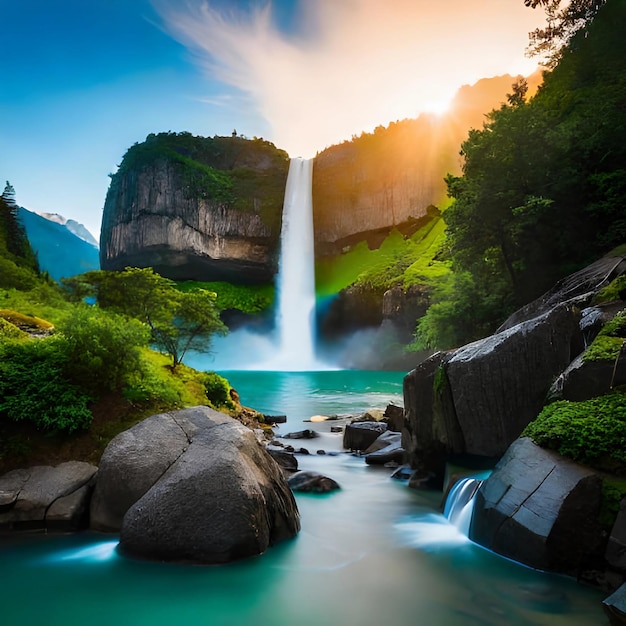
63;268;227;367
0;182;38;273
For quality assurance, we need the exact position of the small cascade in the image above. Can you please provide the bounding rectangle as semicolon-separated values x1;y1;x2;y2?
443;477;483;537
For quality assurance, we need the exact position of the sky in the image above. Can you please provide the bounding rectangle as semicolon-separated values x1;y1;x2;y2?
0;0;548;240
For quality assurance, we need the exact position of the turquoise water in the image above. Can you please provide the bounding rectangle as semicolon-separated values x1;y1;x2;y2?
0;371;607;625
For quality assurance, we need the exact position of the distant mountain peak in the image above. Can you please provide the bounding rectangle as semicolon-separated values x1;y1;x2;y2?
38;212;98;248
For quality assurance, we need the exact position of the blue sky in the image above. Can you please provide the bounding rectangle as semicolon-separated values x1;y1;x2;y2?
0;0;547;239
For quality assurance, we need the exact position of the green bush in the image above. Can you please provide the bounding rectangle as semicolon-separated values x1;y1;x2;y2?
202;371;235;410
522;392;626;474
0;337;92;432
58;306;150;393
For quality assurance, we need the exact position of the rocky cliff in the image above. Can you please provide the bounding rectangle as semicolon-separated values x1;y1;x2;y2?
403;253;626;479
312;73;543;256
100;133;289;284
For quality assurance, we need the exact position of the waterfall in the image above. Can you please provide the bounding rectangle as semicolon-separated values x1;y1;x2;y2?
443;477;482;537
273;157;318;370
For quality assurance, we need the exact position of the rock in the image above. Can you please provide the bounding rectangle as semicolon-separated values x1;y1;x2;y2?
266;447;298;472
363;432;405;466
382;284;430;342
94;406;299;564
282;429;317;440
264;414;287;424
90;412;191;531
403;303;583;475
330;426;343;433
100;136;288;283
606;498;626;571
497;254;626;331
603;583;626;625
343;421;387;451
357;409;385;422
550;351;626;402
309;415;330;423
471;438;605;577
390;465;415;481
0;462;97;531
383;403;404;432
287;471;340;493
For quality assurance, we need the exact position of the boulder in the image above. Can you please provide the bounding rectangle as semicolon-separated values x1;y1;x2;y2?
383;403;404;432
497;254;626;331
403;303;583;474
363;432;405;466
93;406;299;564
470;438;605;577
90;412;191;531
287;471;340;493
0;461;97;531
266;447;299;472
550;352;626;402
343;421;387;452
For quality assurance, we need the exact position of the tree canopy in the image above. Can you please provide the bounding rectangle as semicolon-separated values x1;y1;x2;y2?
63;267;227;367
414;0;626;349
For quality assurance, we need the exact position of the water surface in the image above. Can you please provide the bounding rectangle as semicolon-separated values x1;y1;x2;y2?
0;371;607;625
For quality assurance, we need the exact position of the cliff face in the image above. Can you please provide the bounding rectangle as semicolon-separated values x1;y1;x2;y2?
100;134;289;284
312;119;448;255
312;73;543;256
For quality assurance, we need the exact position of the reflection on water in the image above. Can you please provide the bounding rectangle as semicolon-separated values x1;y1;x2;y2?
0;371;607;626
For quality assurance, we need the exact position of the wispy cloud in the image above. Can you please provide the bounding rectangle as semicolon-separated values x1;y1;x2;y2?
155;0;546;156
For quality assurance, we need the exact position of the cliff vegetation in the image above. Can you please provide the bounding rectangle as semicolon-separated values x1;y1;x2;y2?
413;0;626;350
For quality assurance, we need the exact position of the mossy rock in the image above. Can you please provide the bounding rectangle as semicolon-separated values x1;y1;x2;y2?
0;308;54;332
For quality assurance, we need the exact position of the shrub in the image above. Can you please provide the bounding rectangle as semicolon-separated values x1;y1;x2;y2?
0;337;92;433
58;305;150;393
202;371;235;410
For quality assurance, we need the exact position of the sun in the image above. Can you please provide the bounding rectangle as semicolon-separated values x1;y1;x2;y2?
423;96;454;117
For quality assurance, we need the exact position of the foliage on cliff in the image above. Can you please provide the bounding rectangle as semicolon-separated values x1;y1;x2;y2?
415;0;626;349
112;132;290;230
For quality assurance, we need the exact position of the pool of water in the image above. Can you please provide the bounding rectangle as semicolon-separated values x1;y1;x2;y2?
0;371;607;625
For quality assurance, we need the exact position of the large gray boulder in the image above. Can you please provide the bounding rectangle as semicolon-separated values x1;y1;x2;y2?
92;406;300;564
403;303;582;473
470;438;605;577
0;461;97;531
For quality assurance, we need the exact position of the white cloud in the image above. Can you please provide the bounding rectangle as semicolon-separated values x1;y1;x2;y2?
155;0;547;156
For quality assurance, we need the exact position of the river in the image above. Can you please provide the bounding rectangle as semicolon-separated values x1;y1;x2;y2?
0;370;607;625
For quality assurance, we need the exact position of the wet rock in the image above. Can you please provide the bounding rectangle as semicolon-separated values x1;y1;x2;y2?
471;438;605;577
343;421;387;451
266;447;298;472
282;429;317;440
94;406;299;564
383;404;404;432
287;471;340;493
0;462;97;531
363;432;405;466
